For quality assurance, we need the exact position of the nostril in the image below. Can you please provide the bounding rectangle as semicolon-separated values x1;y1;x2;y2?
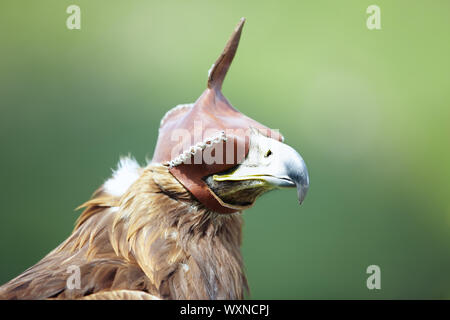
265;150;272;158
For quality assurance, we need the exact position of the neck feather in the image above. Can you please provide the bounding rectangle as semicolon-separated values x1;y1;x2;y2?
107;165;248;299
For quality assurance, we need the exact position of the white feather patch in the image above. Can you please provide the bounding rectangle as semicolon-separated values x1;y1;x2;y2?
181;263;189;272
103;157;141;197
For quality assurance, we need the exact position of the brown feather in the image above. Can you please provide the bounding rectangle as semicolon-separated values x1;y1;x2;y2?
0;164;247;300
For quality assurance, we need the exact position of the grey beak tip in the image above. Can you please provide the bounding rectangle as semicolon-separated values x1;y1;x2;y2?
297;192;306;205
296;180;309;206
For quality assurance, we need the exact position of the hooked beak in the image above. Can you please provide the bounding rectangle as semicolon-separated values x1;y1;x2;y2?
213;134;310;205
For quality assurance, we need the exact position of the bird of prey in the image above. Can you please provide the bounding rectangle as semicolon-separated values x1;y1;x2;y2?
0;18;309;300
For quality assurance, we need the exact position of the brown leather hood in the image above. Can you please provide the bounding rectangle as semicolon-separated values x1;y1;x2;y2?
151;18;283;213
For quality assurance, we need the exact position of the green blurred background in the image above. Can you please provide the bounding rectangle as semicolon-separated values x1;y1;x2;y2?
1;0;449;299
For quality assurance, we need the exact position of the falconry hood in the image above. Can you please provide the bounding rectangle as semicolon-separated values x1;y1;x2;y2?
152;18;300;214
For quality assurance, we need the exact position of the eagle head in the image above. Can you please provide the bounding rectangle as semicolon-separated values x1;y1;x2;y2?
152;18;309;214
